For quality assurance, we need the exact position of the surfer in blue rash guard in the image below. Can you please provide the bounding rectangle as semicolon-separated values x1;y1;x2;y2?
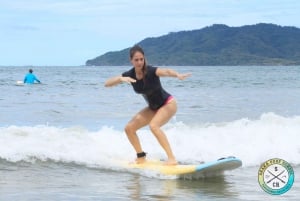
104;45;191;165
24;69;41;84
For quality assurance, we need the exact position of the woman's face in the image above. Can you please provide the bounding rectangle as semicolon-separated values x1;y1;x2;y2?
131;51;144;70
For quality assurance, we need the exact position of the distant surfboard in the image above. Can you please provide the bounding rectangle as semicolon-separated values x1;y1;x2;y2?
15;80;42;86
126;156;242;179
15;80;24;86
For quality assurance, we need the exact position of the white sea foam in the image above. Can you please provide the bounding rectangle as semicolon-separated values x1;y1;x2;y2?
0;113;299;169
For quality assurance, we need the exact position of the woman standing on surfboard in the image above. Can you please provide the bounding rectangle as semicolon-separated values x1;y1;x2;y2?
105;45;191;165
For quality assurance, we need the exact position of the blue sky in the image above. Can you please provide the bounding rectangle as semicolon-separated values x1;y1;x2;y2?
0;0;299;66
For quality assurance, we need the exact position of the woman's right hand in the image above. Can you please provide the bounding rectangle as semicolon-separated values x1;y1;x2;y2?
105;76;136;87
121;76;136;84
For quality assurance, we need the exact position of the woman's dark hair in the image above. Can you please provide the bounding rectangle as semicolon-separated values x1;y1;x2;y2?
129;45;147;80
29;69;33;73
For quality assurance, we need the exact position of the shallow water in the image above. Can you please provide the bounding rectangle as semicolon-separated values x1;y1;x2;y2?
0;160;299;200
1;66;300;200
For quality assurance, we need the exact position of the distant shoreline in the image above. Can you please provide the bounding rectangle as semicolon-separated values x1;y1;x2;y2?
86;23;300;66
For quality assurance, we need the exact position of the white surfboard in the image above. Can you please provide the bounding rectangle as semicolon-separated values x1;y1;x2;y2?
127;156;242;179
15;80;24;86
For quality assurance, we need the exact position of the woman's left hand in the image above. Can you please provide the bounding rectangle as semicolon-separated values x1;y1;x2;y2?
177;73;192;80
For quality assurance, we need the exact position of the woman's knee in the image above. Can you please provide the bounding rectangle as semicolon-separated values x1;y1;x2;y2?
125;122;136;134
149;123;160;134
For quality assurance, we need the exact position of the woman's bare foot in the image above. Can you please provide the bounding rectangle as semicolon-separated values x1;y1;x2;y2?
135;151;147;164
135;156;146;164
164;158;177;166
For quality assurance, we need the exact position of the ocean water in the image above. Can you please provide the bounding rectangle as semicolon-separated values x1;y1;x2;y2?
0;65;300;200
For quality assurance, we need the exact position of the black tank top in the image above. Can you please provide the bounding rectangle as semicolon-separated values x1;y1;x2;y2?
122;66;171;110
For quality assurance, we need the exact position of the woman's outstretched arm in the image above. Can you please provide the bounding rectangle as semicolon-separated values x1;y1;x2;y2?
156;68;191;80
104;75;136;87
